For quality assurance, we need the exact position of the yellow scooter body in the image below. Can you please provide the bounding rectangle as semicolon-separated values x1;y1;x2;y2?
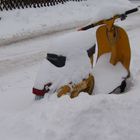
57;25;131;98
57;24;131;98
57;74;94;98
96;25;131;74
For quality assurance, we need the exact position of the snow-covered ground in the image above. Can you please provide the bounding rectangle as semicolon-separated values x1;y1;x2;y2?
0;0;140;140
0;0;135;46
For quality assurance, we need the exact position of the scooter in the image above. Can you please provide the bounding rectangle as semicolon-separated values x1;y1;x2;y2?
32;8;138;100
79;7;138;94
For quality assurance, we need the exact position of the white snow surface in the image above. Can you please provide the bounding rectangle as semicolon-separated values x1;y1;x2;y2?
0;0;140;140
93;54;128;94
0;0;135;46
34;31;94;90
48;30;95;56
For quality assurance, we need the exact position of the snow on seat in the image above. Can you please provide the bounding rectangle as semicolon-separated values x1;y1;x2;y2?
93;53;128;94
33;30;95;95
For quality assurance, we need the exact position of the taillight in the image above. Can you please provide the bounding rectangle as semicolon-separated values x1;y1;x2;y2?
32;82;52;96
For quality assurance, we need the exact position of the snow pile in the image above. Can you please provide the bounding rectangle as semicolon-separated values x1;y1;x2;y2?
0;0;135;45
93;54;128;94
0;1;140;140
34;30;95;90
48;30;95;57
1;90;140;140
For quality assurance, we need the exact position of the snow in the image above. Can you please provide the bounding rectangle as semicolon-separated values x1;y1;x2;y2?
48;30;95;57
34;51;91;91
0;0;140;140
34;30;95;91
93;54;128;94
0;0;135;46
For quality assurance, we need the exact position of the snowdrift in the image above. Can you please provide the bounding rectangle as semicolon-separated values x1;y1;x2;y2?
0;1;140;140
0;0;135;45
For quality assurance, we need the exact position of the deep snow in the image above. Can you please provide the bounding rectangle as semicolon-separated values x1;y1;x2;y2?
0;0;135;46
0;0;140;140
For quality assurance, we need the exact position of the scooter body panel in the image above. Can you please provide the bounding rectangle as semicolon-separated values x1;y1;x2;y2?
96;25;131;72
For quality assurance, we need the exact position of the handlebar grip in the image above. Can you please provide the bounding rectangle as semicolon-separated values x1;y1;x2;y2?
125;8;138;15
80;24;94;31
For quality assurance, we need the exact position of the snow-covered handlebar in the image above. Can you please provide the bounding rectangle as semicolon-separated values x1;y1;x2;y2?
79;7;138;31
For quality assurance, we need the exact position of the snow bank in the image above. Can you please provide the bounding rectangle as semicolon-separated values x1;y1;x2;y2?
0;0;135;45
0;1;140;140
1;89;140;140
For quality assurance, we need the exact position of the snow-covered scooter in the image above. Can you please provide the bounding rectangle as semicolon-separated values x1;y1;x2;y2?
33;30;96;100
79;8;138;94
32;8;138;100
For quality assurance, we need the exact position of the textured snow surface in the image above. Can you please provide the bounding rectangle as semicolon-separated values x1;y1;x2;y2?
48;30;95;56
0;0;135;45
93;54;128;94
0;0;140;140
34;30;94;90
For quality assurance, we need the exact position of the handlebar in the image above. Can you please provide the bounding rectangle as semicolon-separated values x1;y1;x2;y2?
125;8;138;15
